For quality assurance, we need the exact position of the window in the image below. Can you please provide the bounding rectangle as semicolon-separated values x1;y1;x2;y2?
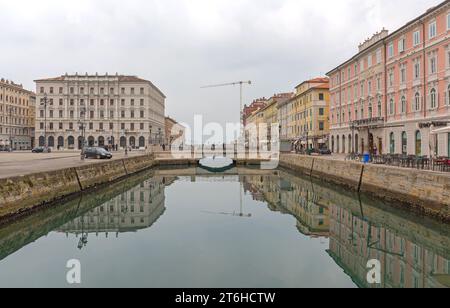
413;31;421;46
390;132;395;154
447;85;450;105
319;93;324;100
388;43;394;58
402;132;407;155
378;101;382;117
367;55;372;67
447;13;450;30
368;103;373;118
429;21;437;39
430;88;437;109
398;38;405;53
430;56;437;74
319;108;324;116
401;66;406;84
401;96;406;114
414;62;421;79
376;49;382;64
389;98;395;115
319;121;324;131
415;93;421;111
415;131;422;156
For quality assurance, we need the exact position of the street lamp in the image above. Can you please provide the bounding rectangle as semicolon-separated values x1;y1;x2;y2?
40;94;49;151
78;102;86;160
8;105;13;152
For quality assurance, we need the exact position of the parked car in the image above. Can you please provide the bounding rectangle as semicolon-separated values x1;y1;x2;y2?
84;147;113;159
318;148;332;155
32;147;51;153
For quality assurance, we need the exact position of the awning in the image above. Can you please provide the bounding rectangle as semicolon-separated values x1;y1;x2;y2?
430;126;450;135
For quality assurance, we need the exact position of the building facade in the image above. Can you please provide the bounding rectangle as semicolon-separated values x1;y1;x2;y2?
291;78;330;150
34;73;166;150
328;1;450;157
0;78;35;150
165;116;186;146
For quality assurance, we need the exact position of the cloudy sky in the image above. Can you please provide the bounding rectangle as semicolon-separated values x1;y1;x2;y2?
0;0;442;129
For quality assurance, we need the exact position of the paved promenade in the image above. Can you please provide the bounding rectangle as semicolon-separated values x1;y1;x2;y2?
0;151;147;179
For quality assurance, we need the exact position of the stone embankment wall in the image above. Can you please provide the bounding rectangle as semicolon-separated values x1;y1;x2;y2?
0;155;155;218
280;154;450;221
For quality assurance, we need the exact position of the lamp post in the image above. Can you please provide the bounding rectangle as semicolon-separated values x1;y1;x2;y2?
40;94;49;151
8;105;13;151
79;102;86;160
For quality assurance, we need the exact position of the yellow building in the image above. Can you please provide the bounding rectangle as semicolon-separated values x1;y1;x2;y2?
289;78;330;151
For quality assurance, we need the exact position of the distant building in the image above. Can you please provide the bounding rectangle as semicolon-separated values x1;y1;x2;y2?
328;1;450;156
34;73;166;150
278;78;330;151
165;116;186;145
0;78;35;150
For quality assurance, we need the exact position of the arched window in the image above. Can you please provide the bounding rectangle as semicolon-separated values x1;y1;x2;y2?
389;98;395;115
401;96;406;114
88;136;95;147
415;93;421;111
355;134;359;154
139;136;145;148
415;131;422;156
98;136;105;147
336;136;340;154
57;136;64;148
377;100;382;117
390;132;395;154
342;135;346;153
348;134;352;154
129;136;136;148
120;136;127;148
39;136;45;147
401;132;407;155
48;136;54;148
430;88;437;109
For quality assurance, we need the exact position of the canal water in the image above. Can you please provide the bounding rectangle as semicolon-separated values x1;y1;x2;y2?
0;168;448;288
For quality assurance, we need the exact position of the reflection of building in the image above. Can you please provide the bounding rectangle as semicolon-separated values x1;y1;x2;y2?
328;205;450;288
242;174;330;238
0;78;35;150
59;177;174;239
34;73;166;150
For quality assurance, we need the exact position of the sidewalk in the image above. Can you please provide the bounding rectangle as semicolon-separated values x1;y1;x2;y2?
0;151;148;179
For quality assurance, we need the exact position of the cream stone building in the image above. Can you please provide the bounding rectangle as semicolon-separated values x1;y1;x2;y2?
34;73;166;150
0;78;35;150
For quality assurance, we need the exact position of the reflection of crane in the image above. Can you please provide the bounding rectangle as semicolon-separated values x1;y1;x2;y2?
201;81;252;126
202;181;252;218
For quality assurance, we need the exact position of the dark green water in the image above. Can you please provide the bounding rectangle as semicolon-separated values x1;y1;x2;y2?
0;168;448;288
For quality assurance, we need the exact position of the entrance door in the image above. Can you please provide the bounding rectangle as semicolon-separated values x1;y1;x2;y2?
369;133;374;155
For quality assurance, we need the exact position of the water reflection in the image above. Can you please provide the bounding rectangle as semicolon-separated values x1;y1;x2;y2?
0;168;449;288
58;177;172;249
242;170;450;288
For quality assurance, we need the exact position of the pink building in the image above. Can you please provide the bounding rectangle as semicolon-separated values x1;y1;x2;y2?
328;0;450;157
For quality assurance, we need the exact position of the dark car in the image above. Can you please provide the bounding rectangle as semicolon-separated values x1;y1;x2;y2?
32;146;51;153
318;148;332;155
84;147;113;159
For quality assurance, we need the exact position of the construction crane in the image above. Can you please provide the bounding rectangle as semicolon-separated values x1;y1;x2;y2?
201;81;252;125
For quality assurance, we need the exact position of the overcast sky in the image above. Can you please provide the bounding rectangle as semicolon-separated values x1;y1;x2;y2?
0;0;442;129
